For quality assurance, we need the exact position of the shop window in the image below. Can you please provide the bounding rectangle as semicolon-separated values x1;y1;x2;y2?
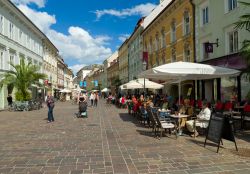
241;73;250;100
221;77;237;102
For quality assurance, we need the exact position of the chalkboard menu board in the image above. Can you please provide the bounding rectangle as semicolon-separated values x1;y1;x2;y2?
206;114;224;144
204;113;238;153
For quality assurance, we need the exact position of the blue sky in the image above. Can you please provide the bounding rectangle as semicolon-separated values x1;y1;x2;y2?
11;0;159;73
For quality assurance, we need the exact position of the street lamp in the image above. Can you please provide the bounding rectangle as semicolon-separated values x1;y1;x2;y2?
142;60;147;98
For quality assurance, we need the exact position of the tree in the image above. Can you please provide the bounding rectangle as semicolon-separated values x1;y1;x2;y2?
235;1;250;65
0;58;47;101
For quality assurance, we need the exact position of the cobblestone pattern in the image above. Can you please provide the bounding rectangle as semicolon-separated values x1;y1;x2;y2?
0;100;249;174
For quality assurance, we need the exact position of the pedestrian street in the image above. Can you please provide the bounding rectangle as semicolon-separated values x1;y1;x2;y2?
0;100;250;174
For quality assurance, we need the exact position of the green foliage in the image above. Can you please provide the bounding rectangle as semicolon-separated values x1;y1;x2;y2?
15;90;31;101
0;58;47;101
235;1;250;66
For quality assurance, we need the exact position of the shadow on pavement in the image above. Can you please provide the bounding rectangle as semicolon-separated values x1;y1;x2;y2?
235;130;250;143
119;113;145;128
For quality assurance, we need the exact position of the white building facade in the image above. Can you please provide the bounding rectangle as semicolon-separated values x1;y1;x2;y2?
128;19;144;81
0;0;44;109
194;0;250;102
43;40;58;96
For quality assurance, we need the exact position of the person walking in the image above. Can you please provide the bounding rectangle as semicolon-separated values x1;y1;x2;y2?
94;92;99;107
90;92;94;107
46;91;55;123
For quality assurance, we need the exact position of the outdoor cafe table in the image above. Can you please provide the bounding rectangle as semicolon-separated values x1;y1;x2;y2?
170;114;190;136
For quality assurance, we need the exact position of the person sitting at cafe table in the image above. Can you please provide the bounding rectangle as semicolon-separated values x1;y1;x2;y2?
186;101;211;137
161;98;169;110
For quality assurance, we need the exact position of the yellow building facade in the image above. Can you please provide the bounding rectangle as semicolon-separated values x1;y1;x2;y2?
142;0;194;69
118;40;129;84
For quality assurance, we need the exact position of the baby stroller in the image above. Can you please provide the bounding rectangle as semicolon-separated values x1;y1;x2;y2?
78;100;88;118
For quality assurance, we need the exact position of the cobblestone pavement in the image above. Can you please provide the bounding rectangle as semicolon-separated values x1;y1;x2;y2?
0;100;250;174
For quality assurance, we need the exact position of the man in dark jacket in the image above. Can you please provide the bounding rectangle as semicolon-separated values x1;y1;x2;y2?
46;91;55;123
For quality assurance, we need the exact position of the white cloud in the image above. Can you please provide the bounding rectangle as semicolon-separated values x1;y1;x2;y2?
11;0;46;8
16;4;113;66
17;4;56;32
118;34;130;42
69;64;87;74
95;3;156;20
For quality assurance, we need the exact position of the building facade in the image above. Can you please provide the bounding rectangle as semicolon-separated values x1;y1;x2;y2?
0;0;44;109
142;0;194;69
102;51;118;88
142;0;194;96
43;40;58;96
128;18;144;81
194;0;250;102
107;59;119;94
118;39;129;84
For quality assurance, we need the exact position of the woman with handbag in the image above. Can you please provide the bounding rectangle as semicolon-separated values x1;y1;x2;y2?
46;91;55;123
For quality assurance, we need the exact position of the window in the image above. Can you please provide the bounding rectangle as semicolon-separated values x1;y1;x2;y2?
228;0;237;11
229;30;238;53
161;29;166;48
9;54;14;70
0;15;3;34
9;22;14;39
202;7;209;25
162;52;166;64
171;20;176;43
0;50;3;69
184;45;191;62
184;12;190;35
155;34;160;51
171;48;176;62
149;38;152;54
27;35;30;48
19;30;23;43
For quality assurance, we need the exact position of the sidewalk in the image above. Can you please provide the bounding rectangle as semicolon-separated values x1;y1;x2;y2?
0;100;249;174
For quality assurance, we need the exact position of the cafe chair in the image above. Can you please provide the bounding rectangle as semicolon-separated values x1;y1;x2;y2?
243;105;250;129
154;111;177;139
214;101;224;113
147;108;158;137
139;106;148;126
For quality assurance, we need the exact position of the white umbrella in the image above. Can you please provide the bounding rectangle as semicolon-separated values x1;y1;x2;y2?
139;61;241;104
135;78;163;89
59;89;72;93
101;88;110;92
120;78;163;90
120;80;143;90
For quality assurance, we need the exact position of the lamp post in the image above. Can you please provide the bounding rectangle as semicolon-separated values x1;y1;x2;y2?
142;60;147;98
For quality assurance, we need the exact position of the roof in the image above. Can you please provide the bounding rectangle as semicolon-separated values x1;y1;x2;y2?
142;0;173;34
4;0;58;52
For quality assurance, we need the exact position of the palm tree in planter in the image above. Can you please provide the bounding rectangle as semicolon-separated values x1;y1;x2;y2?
0;58;47;101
